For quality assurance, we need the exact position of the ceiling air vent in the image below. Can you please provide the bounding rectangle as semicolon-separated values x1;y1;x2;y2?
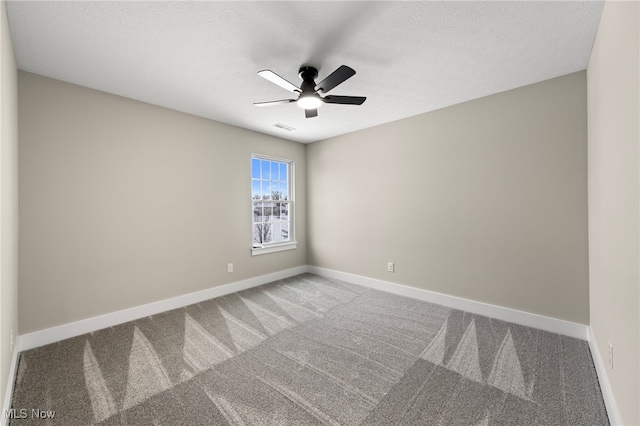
273;123;295;131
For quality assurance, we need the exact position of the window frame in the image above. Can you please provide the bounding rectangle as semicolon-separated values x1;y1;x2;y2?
250;154;297;256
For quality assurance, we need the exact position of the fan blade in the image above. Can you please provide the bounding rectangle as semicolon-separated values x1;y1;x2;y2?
257;70;301;93
253;99;296;107
322;95;366;105
305;108;318;118
315;65;356;93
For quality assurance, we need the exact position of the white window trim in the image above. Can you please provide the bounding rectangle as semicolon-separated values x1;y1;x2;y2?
252;241;298;256
251;154;296;255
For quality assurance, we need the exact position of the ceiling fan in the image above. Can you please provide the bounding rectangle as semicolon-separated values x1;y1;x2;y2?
253;65;366;118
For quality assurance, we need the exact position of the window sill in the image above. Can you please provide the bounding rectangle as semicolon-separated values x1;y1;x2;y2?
251;242;297;256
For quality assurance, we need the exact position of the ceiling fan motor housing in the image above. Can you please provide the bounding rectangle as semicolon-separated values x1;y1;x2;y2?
298;66;319;94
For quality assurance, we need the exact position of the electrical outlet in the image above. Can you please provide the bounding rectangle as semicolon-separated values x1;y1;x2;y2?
227;263;233;273
608;342;613;369
387;262;394;273
10;329;14;352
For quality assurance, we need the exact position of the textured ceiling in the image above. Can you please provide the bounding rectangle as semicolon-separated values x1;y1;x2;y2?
7;1;603;144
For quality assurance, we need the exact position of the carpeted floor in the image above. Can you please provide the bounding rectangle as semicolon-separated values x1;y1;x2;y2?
10;273;609;425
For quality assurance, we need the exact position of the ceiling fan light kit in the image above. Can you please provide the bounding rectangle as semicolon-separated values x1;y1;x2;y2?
254;65;366;118
296;94;322;110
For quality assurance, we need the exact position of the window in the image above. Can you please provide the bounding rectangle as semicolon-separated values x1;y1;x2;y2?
251;155;296;255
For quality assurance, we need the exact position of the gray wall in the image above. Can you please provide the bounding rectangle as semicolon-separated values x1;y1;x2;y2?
18;72;307;334
308;72;589;324
1;0;19;408
587;0;640;423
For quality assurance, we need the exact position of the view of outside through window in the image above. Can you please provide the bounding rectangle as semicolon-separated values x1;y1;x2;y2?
252;157;291;245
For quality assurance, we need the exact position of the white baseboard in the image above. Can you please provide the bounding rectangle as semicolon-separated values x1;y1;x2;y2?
18;264;589;348
308;266;588;340
19;266;307;352
587;327;621;425
2;337;20;426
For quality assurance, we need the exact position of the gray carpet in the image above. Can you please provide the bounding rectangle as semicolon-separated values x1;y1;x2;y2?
10;273;609;425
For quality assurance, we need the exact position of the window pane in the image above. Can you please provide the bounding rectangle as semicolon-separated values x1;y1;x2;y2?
264;202;273;222
279;163;288;181
252;180;260;199
281;203;289;221
253;224;261;243
280;182;288;200
271;162;279;181
281;222;290;241
251;159;261;179
273;203;281;220
261;160;270;180
262;222;272;243
272;223;282;243
253;203;262;222
272;189;281;200
262;181;270;200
